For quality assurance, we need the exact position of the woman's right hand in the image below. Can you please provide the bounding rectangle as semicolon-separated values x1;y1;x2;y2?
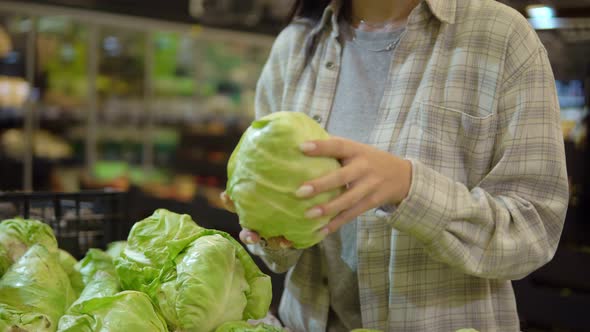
220;191;293;249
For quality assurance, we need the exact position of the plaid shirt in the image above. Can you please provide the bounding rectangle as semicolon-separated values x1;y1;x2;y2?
247;0;569;331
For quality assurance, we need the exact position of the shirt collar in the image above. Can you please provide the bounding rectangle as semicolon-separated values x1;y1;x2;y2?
319;0;457;34
424;0;457;24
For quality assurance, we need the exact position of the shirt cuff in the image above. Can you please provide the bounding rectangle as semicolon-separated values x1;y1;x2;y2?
379;158;456;244
246;242;301;259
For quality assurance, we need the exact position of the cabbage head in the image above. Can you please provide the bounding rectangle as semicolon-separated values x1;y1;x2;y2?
226;111;343;249
115;209;272;332
69;271;120;312
75;248;116;286
0;244;10;277
58;249;84;296
105;241;127;259
57;271;168;332
0;218;57;263
115;209;204;295
0;244;76;331
57;291;168;332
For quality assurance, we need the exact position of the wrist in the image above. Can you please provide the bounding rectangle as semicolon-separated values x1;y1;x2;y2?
393;158;413;205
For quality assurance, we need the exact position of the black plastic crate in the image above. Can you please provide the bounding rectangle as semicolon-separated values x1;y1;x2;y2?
0;190;129;259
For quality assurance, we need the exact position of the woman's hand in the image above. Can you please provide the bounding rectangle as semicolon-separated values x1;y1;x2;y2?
296;137;412;235
219;191;293;249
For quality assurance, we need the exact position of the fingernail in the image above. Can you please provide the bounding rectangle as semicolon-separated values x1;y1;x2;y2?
305;207;323;219
245;236;254;244
320;228;330;236
299;142;317;152
280;241;291;249
295;185;314;198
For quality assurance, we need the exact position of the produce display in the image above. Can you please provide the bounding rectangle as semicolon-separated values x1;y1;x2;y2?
0;211;275;332
226;111;343;249
115;209;272;332
0;190;479;332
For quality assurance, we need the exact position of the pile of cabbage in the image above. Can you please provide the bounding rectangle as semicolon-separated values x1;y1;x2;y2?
0;210;278;332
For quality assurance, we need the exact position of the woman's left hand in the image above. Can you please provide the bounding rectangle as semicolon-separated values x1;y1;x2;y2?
295;137;413;235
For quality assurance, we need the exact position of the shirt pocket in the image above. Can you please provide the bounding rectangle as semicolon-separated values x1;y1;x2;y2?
404;101;496;185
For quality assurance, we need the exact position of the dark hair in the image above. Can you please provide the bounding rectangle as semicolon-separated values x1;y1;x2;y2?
288;0;333;23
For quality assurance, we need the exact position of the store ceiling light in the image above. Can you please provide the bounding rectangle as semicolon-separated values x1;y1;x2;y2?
526;4;558;30
526;5;556;18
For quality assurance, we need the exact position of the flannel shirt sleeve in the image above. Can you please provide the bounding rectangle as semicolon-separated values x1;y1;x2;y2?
384;44;569;280
247;244;303;274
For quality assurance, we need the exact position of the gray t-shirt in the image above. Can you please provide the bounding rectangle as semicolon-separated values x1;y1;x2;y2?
324;21;405;331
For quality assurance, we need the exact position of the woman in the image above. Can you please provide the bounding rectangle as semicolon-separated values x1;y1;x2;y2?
221;0;569;331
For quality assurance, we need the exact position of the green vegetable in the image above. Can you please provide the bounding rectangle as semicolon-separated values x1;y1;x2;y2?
75;248;117;286
215;321;285;332
115;209;272;331
105;241;127;259
159;235;249;331
58;288;168;332
68;271;120;313
227;111;343;249
0;218;58;263
56;255;167;332
115;209;205;295
0;244;10;277
0;244;76;331
0;306;55;332
58;249;84;296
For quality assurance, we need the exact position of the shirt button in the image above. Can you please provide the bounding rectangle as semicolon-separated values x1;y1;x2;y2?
326;61;335;70
312;114;322;123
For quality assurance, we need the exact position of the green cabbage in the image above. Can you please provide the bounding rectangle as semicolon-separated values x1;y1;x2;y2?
0;306;56;332
115;209;272;331
0;244;10;277
106;241;127;259
0;218;58;263
159;235;249;331
115;209;205;295
58;273;167;332
68;271;121;312
215;321;285;332
58;249;84;296
58;269;168;332
75;248;117;286
57;291;168;332
226;111;343;248
0;244;76;331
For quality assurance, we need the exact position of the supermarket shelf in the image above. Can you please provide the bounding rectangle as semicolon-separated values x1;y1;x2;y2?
0;1;276;48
